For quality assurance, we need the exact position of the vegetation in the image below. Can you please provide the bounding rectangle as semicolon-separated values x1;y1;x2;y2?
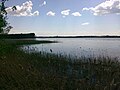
0;40;120;90
0;1;119;89
0;0;16;34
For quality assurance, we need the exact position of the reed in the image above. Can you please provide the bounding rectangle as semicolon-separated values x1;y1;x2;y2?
0;40;120;90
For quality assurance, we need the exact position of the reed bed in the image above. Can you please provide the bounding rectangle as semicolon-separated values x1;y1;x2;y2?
0;40;120;90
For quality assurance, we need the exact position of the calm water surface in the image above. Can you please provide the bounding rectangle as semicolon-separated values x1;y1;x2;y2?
28;38;120;58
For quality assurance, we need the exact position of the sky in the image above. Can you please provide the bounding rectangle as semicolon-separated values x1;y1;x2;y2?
3;0;120;36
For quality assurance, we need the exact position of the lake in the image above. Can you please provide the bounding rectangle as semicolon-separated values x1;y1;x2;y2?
28;38;120;58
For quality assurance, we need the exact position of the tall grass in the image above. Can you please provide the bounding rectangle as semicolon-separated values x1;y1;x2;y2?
0;40;120;90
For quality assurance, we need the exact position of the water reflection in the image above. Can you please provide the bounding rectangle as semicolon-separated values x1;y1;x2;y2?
27;38;120;58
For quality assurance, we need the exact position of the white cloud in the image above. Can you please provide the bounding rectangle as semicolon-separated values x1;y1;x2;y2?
43;1;46;5
82;8;90;11
46;11;55;16
83;0;120;16
71;12;82;16
61;9;70;17
33;11;39;16
81;22;90;25
40;1;46;7
6;1;39;16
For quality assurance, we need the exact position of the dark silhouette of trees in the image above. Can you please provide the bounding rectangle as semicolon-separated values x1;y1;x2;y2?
0;0;16;34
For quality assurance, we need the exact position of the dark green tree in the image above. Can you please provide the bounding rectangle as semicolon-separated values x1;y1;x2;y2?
0;0;16;34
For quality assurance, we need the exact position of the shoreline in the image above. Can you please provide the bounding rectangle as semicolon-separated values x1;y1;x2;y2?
36;35;120;38
0;39;120;89
1;33;120;39
0;39;57;46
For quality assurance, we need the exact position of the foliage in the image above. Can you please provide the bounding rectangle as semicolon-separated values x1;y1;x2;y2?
0;40;120;90
0;0;13;34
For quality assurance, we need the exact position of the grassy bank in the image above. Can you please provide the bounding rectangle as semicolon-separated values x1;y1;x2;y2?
0;40;120;90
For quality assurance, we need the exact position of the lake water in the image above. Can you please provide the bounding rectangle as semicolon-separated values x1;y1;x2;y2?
28;38;120;58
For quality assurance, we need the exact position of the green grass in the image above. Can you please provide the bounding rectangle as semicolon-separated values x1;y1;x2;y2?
3;39;57;45
0;39;120;90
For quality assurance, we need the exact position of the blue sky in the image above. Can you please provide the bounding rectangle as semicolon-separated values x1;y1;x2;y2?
4;0;120;36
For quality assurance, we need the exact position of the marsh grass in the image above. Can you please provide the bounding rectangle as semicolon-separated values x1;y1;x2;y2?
0;40;120;90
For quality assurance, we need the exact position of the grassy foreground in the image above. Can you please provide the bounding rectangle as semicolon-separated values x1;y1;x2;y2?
0;40;120;90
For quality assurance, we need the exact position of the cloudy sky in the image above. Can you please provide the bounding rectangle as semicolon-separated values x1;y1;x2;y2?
4;0;120;36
